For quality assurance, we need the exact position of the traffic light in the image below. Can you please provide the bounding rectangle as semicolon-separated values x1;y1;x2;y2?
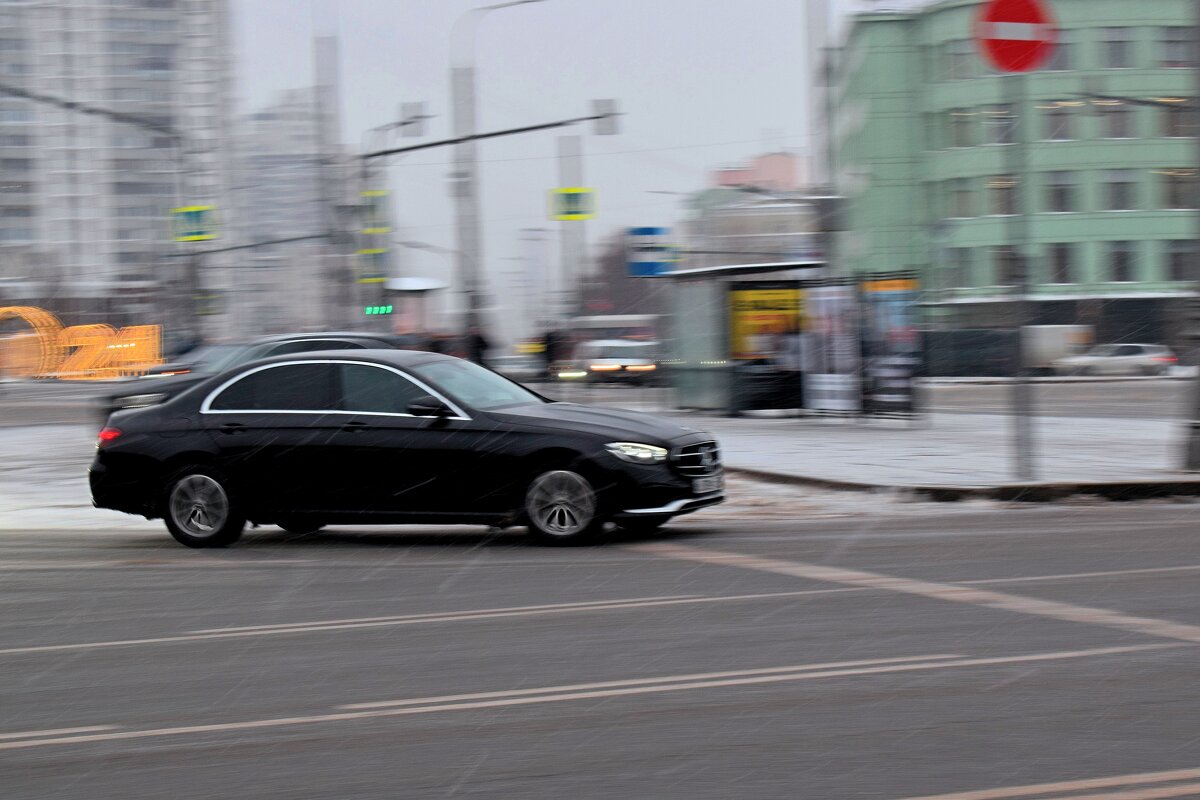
363;305;393;316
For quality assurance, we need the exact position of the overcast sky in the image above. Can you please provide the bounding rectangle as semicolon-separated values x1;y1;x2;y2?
232;0;833;313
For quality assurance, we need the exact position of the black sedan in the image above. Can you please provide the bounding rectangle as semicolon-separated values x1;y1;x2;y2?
90;350;724;547
99;331;423;420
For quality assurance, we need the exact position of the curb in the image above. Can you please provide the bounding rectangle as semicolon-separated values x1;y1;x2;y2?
726;466;1200;503
922;374;1196;386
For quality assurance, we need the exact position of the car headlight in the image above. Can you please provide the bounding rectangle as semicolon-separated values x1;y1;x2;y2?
115;393;167;409
605;442;668;464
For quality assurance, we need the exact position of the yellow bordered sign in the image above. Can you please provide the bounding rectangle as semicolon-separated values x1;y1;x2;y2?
171;205;217;242
549;187;595;221
361;190;391;234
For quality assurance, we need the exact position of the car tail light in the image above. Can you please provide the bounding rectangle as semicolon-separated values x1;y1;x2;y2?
97;427;123;446
589;364;621;372
1153;355;1178;363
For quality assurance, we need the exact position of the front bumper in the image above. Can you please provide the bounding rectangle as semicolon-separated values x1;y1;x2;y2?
615;492;725;519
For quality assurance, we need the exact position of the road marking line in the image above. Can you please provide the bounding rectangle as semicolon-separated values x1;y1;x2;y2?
0;644;1175;751
1059;785;1200;800
964;565;1200;586
628;543;1200;644
340;653;966;709
0;589;860;657
187;595;703;633
898;768;1200;799
0;725;118;741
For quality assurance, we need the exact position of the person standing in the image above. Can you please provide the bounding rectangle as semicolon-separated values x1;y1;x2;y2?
466;326;491;365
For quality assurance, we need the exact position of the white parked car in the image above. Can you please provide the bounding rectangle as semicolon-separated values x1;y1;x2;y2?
1052;343;1178;376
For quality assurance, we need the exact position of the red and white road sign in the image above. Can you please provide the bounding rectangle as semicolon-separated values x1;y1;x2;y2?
974;0;1057;73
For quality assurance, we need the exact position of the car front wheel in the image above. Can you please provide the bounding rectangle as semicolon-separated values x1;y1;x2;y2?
163;468;245;548
525;469;602;545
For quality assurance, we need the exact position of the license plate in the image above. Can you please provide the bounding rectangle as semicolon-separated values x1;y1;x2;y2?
693;475;723;495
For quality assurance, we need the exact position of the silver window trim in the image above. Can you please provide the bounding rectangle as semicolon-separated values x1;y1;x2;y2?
199;359;471;420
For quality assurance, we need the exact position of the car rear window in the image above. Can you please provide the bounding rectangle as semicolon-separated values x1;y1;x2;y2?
209;363;337;411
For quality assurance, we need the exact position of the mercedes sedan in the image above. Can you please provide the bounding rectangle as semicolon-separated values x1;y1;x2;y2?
90;350;724;547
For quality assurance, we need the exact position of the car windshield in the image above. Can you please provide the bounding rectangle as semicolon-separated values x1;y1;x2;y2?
413;359;544;410
1085;345;1120;357
185;344;249;373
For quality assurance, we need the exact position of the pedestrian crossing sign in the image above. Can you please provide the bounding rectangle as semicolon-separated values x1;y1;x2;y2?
550;187;595;221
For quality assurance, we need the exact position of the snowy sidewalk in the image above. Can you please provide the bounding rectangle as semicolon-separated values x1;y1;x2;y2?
673;411;1198;495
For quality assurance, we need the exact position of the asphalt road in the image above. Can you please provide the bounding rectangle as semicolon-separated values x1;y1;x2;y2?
3;504;1199;799
2;376;1194;427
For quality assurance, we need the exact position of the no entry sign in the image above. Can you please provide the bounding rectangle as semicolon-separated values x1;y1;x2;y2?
974;0;1057;73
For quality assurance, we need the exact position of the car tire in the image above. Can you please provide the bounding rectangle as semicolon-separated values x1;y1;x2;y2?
162;467;245;549
277;518;324;535
524;469;603;546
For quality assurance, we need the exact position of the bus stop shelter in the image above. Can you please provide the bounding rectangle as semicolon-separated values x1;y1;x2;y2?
664;260;824;415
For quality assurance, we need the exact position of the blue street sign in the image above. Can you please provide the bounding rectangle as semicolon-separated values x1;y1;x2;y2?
627;226;673;277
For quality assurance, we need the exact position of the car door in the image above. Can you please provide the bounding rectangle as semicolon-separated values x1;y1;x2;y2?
325;362;481;515
1112;344;1143;375
201;362;346;515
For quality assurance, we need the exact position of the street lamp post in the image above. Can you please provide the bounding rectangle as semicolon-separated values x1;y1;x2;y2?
450;0;548;334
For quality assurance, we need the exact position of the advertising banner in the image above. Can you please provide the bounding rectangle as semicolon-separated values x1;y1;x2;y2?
860;276;921;415
804;284;861;412
728;282;803;362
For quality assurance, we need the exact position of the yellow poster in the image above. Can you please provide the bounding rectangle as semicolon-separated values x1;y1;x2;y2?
728;286;804;360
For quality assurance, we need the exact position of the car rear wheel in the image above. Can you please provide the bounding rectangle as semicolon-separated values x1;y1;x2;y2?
163;468;245;548
525;469;602;545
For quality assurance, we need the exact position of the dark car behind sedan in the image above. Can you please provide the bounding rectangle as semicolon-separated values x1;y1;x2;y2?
99;331;422;420
91;350;723;547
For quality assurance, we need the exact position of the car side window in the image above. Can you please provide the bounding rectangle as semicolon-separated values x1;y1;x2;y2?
339;364;428;414
210;364;337;411
1115;345;1142;356
267;340;367;356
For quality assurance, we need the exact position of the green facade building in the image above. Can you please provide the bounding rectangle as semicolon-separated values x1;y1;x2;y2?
832;0;1197;347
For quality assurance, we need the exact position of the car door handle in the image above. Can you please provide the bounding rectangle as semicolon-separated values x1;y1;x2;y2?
342;421;370;433
219;422;246;435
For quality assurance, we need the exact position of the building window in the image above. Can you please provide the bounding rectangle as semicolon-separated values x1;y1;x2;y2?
995;247;1022;286
948;40;975;80
1108;242;1137;282
983;104;1015;144
949;108;975;147
948;248;973;288
1099;103;1134;138
1166;241;1195;282
1161;101;1197;137
1048;244;1075;284
988;175;1017;215
950;178;975;218
1041;101;1074;140
1161;27;1191;68
1100;27;1135;68
1046;30;1073;70
1161;169;1198;208
1045;171;1078;213
1104;169;1138;210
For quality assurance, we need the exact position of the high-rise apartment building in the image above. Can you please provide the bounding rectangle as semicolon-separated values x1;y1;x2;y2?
0;0;232;331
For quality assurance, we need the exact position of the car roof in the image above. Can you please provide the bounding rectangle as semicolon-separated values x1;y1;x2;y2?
239;348;454;370
251;331;413;344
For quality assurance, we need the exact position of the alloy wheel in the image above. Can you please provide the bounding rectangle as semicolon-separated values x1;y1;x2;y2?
527;470;596;537
169;474;230;539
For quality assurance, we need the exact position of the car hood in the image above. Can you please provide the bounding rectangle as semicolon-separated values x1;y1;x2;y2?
488;402;709;445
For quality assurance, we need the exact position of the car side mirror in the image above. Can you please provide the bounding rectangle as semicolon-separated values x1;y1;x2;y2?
408;395;453;418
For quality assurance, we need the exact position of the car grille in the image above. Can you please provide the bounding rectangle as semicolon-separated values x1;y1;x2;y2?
673;441;721;477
